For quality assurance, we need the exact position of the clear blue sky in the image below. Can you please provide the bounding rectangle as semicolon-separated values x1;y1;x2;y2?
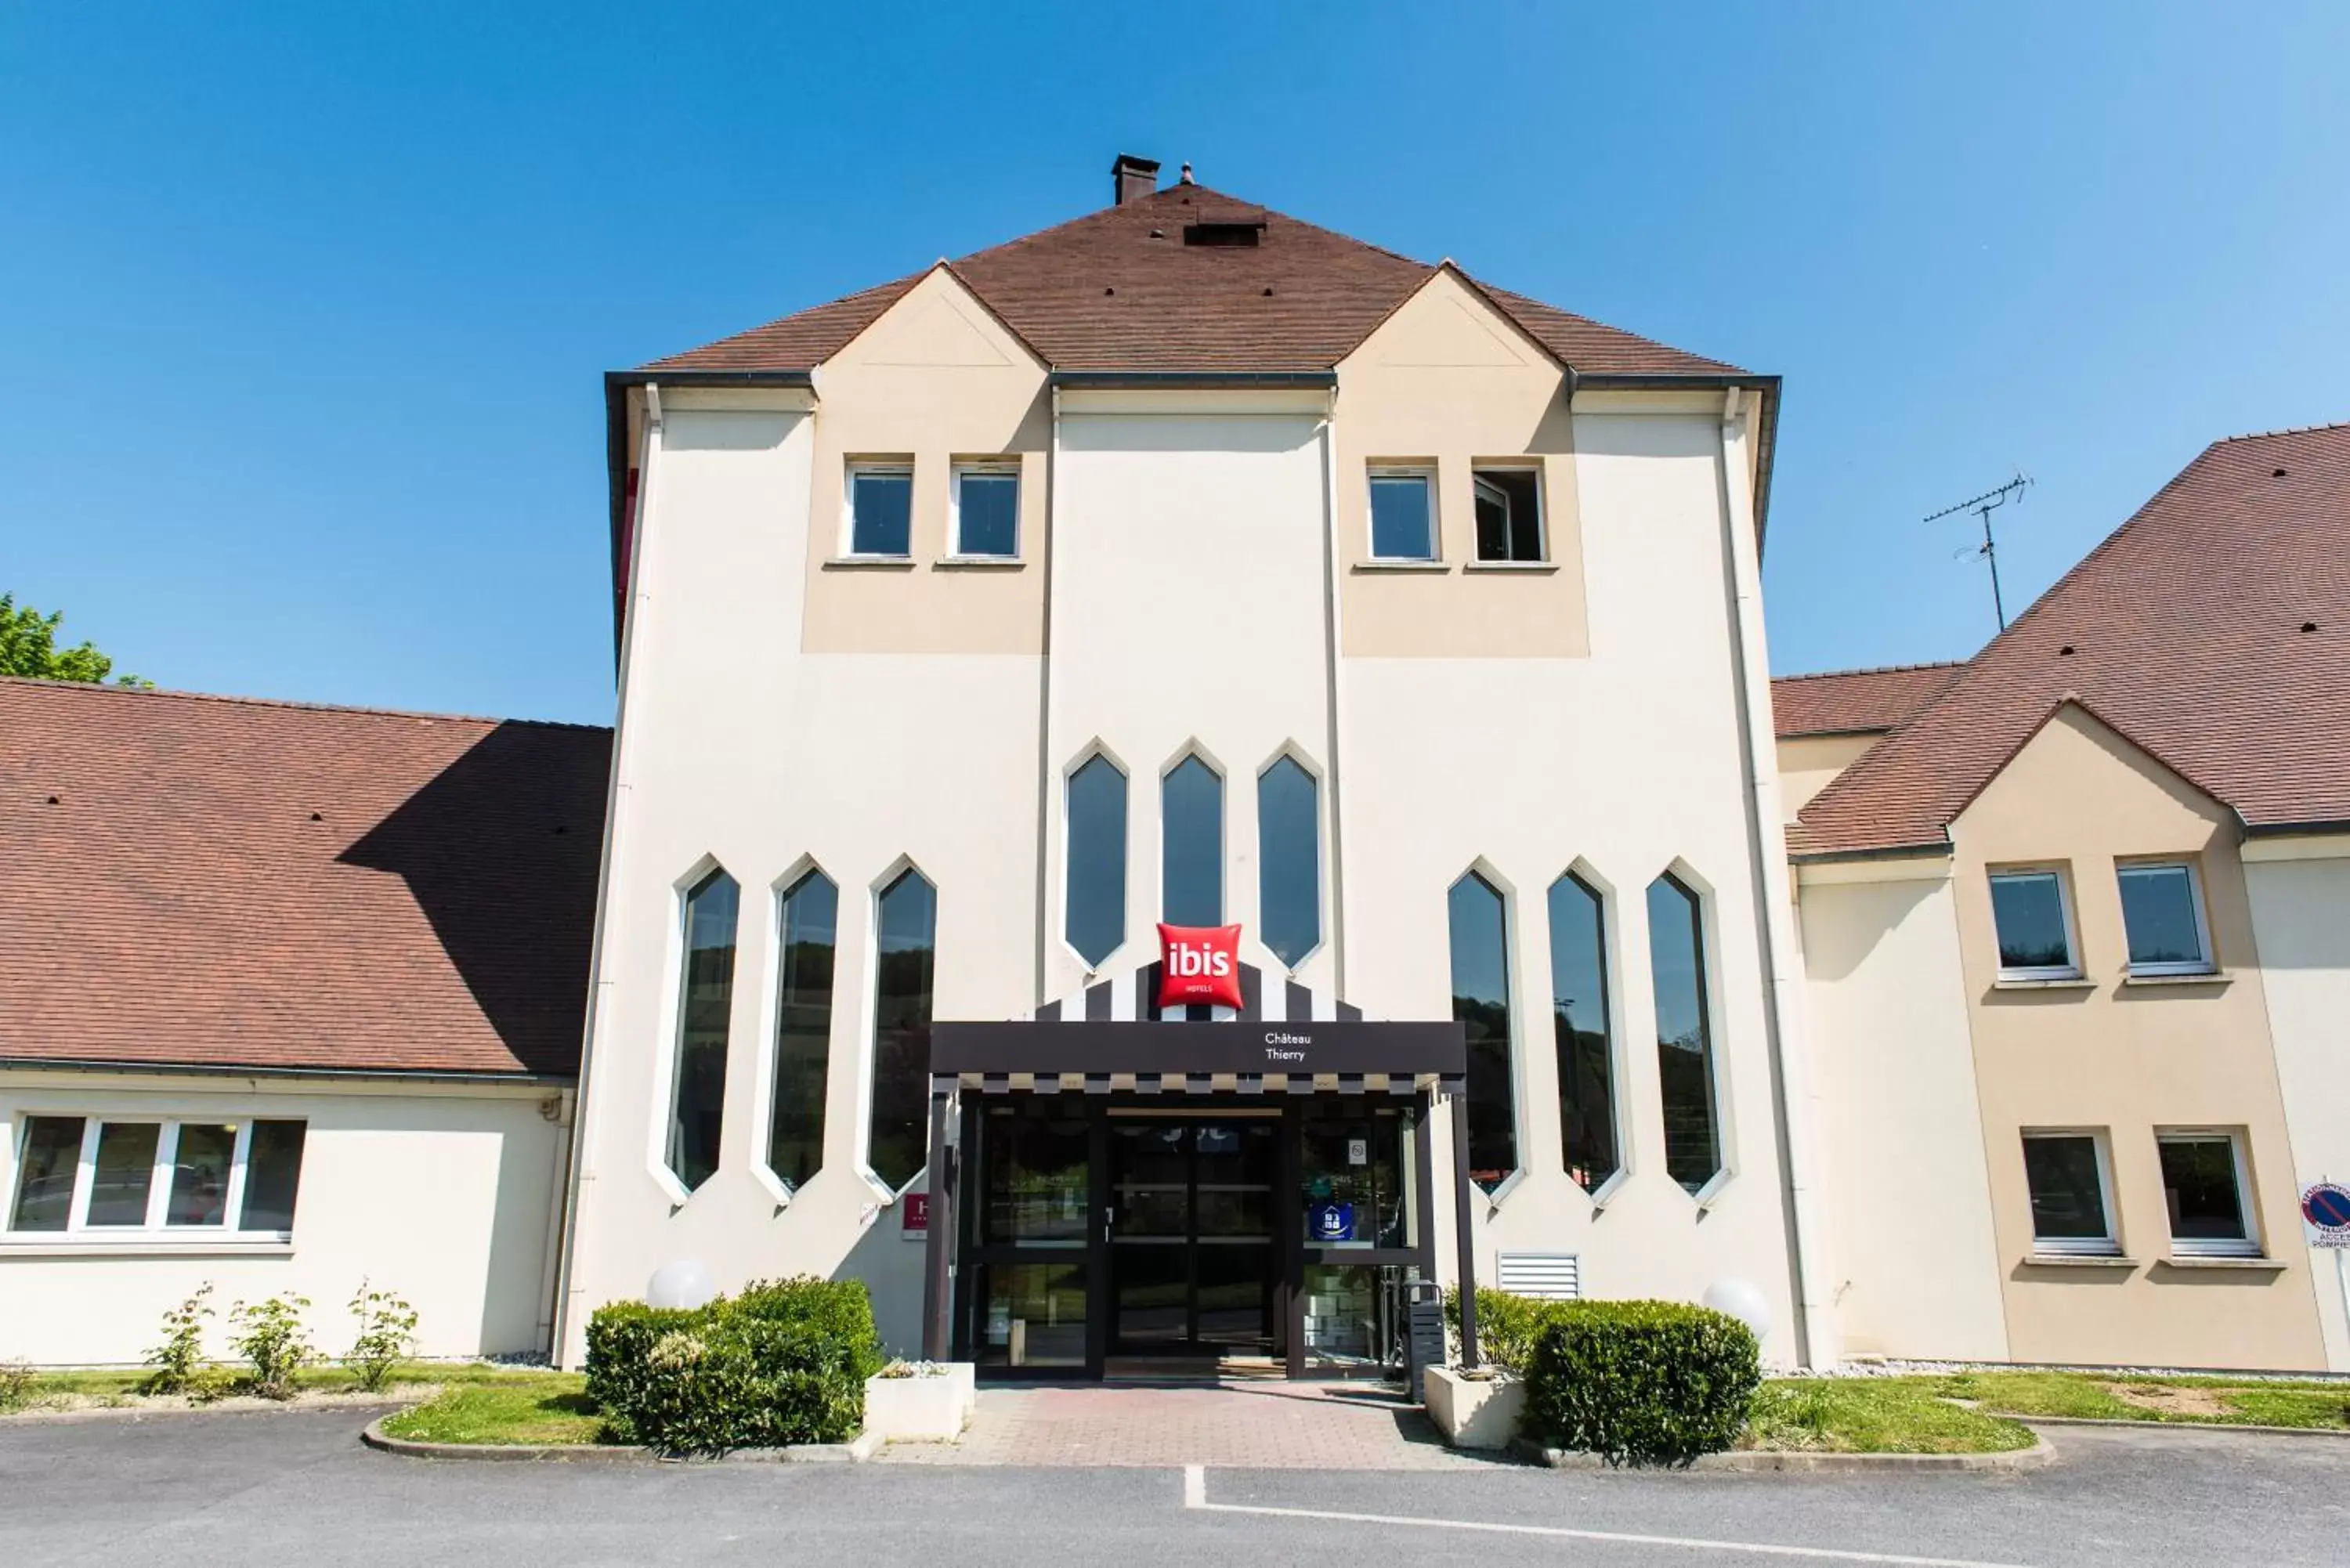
6;3;2346;725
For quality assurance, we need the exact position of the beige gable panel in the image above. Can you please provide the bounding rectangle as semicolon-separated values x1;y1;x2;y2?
1948;703;2325;1368
1333;269;1588;659
803;266;1050;656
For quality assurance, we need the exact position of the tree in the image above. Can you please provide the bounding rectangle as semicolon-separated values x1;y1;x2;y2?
0;594;150;687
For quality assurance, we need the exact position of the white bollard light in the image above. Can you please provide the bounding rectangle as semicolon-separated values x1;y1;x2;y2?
645;1259;718;1310
1701;1277;1772;1342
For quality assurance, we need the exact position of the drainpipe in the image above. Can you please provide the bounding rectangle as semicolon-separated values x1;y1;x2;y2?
549;381;665;1368
1314;390;1351;998
1715;386;1839;1369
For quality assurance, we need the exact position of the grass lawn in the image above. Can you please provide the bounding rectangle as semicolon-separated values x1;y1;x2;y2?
3;1361;575;1414
1934;1370;2350;1429
376;1374;603;1447
1744;1378;2036;1454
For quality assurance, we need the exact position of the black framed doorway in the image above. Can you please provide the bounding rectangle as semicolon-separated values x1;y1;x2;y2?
1106;1113;1279;1360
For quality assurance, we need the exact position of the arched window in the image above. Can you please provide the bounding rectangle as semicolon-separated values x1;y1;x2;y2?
1066;754;1127;966
1162;753;1224;927
1647;873;1721;1192
1256;756;1321;966
667;866;739;1191
1447;870;1517;1192
766;869;837;1191
1549;873;1617;1191
868;867;937;1192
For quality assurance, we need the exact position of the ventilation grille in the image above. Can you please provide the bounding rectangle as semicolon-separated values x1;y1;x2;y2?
1495;1251;1582;1300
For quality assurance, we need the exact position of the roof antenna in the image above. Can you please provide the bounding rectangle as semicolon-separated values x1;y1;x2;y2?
1924;468;2034;631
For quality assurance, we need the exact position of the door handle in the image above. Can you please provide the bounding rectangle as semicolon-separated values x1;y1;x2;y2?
1104;1205;1115;1243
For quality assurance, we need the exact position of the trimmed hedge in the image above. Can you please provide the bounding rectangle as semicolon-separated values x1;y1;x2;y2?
1445;1285;1574;1375
1522;1299;1760;1466
584;1276;884;1454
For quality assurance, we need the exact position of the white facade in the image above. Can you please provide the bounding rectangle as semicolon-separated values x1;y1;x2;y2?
0;1071;568;1367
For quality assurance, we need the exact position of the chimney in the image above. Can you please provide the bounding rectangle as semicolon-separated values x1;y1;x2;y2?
1112;154;1160;206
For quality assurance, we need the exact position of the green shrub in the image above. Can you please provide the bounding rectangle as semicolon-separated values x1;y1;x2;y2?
0;1359;34;1413
344;1280;419;1393
227;1295;315;1400
1444;1285;1581;1375
1520;1299;1760;1467
142;1283;215;1396
585;1276;883;1455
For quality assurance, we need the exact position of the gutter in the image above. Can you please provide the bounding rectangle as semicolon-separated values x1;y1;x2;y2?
0;1057;573;1087
2241;818;2350;839
1048;370;1338;391
1578;371;1781;554
1788;840;1954;865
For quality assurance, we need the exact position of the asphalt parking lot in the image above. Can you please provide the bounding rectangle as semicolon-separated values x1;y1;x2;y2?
3;1405;2345;1566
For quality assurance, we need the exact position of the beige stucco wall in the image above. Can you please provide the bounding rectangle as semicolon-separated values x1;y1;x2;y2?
801;266;1051;655
1332;269;1589;659
1950;704;2325;1367
0;1073;566;1366
1776;733;1878;822
1796;861;2009;1360
2242;840;2350;1370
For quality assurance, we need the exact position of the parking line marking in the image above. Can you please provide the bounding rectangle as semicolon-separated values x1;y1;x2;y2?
1180;1465;2036;1568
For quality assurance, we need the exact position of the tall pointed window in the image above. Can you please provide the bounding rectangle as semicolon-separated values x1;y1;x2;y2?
766;869;838;1192
667;867;739;1191
868;867;936;1192
1647;873;1722;1193
1162;753;1224;927
1066;754;1126;967
1549;873;1618;1191
1257;756;1321;966
1448;871;1517;1191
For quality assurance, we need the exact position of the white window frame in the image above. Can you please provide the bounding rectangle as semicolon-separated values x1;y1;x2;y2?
2021;1129;2121;1258
2156;1129;2261;1258
1470;463;1546;563
1988;865;2082;981
946;460;1021;561
1366;465;1440;562
6;1116;295;1241
843;460;916;560
2117;860;2216;977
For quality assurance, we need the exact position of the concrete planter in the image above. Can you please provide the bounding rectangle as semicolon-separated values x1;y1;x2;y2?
861;1364;975;1443
1425;1365;1524;1451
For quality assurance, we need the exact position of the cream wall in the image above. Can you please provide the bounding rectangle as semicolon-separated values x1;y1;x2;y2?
2242;840;2350;1370
0;1073;565;1367
1777;733;1878;822
1795;862;2009;1360
1950;705;2325;1367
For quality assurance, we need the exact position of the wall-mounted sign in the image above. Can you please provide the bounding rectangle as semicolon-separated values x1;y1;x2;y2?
2302;1182;2350;1248
1347;1138;1368;1166
901;1191;930;1239
1156;923;1245;1010
1309;1200;1355;1242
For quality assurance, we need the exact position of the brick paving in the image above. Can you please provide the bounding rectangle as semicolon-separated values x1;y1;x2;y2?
877;1379;1506;1469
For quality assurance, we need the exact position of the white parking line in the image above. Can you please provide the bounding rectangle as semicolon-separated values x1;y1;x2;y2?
1179;1465;2037;1568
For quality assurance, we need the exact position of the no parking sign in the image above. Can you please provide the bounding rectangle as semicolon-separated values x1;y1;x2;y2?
2301;1182;2350;1248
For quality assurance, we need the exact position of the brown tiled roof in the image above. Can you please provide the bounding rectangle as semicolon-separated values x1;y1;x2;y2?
645;182;1741;378
1791;424;2350;858
0;680;610;1076
1770;662;1968;738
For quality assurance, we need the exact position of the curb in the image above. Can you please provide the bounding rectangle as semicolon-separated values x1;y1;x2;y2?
1506;1434;2057;1473
360;1417;883;1464
2010;1414;2350;1439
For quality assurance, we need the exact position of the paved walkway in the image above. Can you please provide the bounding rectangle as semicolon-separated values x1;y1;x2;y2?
877;1379;1503;1469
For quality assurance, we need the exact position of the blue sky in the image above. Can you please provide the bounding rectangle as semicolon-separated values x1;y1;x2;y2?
5;3;2345;724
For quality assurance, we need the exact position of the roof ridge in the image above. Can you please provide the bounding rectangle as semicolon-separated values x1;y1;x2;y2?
0;675;611;734
1773;659;1971;685
2214;418;2350;443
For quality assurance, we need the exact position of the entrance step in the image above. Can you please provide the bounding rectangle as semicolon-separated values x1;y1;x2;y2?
1104;1355;1285;1383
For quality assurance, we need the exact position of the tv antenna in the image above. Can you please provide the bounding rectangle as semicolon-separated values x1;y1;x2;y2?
1925;469;2034;630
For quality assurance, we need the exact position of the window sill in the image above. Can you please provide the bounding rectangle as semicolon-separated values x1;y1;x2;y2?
1993;975;2096;991
1463;559;1559;574
2120;969;2229;988
2158;1254;2280;1270
933;555;1025;570
1353;558;1449;573
824;555;917;570
2021;1252;2136;1268
0;1235;295;1259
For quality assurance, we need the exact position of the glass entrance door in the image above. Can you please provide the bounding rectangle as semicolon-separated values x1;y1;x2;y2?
1108;1118;1275;1355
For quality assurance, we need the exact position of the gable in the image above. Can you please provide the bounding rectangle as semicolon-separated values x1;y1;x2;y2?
828;266;1040;374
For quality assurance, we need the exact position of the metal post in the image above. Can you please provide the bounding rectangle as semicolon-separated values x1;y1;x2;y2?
1448;1086;1480;1370
920;1085;954;1362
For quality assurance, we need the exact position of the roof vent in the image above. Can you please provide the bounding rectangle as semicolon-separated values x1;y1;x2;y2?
1112;154;1159;206
2301;621;2319;634
2273;467;2289;478
2059;645;2075;656
1184;206;1268;247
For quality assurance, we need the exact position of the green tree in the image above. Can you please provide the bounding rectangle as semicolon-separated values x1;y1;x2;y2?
0;594;150;686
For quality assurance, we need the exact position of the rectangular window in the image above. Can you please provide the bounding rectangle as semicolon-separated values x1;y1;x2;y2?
6;1118;306;1237
950;463;1020;558
2119;862;2213;976
1989;869;2078;978
2022;1132;2118;1256
1368;468;1437;561
1471;465;1544;562
2158;1133;2258;1257
846;462;915;558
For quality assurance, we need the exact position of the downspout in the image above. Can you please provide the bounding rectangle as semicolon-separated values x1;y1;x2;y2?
549;382;665;1367
1314;389;1351;999
1034;387;1065;1006
1715;386;1839;1369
